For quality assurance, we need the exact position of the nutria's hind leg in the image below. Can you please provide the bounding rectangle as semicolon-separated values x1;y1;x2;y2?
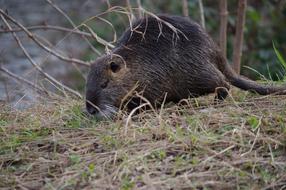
214;81;230;103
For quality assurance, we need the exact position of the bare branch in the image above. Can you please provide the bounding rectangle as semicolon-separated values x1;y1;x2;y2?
219;0;228;58
106;0;111;9
81;25;115;49
126;0;132;13
80;15;117;47
0;66;49;96
126;0;136;22
0;25;90;36
198;0;205;29
46;0;74;27
0;14;82;98
46;0;101;56
0;9;89;67
232;0;247;74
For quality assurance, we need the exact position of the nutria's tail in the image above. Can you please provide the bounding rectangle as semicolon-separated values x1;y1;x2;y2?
228;75;286;95
217;54;286;95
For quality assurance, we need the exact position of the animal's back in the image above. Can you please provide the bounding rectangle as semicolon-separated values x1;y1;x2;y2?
115;15;228;101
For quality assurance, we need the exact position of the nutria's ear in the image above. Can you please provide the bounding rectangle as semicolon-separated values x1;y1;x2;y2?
108;59;129;79
110;61;121;73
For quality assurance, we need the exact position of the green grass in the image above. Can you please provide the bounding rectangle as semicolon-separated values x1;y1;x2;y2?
0;90;286;189
273;42;286;71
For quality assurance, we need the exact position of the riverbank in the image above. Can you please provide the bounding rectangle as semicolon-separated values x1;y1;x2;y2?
1;90;286;189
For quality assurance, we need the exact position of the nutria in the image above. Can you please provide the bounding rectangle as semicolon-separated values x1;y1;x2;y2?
85;15;286;118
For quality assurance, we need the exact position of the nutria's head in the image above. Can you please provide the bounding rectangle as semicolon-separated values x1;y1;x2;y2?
85;53;136;119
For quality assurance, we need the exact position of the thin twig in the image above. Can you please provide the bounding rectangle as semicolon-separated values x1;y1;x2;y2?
219;0;228;58
126;0;136;22
0;66;49;96
136;0;143;18
198;0;205;29
106;0;111;9
82;24;115;49
3;77;10;102
0;14;82;98
45;0;98;83
46;0;101;56
0;9;89;67
79;15;117;47
232;0;247;74
126;0;132;14
0;57;11;102
125;103;149;136
0;25;90;36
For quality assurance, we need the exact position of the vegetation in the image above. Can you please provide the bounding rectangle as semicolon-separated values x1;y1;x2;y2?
1;1;286;189
1;90;286;189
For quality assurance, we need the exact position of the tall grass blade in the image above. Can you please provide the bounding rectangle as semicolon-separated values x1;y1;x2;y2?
273;41;286;70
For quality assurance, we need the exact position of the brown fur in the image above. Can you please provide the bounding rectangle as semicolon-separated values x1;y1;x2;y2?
85;15;286;118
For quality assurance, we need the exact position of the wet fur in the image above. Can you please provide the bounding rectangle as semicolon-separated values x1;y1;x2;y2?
85;15;286;117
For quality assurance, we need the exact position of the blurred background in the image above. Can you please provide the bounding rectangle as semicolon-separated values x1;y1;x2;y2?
0;0;285;108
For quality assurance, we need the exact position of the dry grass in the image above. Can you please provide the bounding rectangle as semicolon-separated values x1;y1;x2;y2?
1;2;286;189
1;89;286;190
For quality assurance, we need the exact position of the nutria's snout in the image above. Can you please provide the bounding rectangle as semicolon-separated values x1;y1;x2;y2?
85;88;100;115
85;86;119;119
86;100;97;115
85;98;118;119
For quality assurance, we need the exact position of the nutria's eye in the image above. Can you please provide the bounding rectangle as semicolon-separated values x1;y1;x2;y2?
100;80;109;89
110;62;120;73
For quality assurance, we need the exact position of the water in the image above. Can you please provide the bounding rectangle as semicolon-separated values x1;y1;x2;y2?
0;0;104;107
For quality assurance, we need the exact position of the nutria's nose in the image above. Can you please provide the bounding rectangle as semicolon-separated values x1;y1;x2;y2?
85;88;100;115
86;101;97;115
